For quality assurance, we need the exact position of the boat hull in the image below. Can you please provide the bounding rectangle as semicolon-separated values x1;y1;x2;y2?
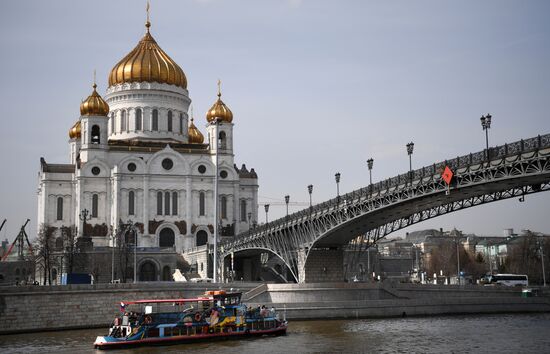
94;325;287;350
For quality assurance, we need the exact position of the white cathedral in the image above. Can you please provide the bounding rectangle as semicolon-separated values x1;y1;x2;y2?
36;17;258;281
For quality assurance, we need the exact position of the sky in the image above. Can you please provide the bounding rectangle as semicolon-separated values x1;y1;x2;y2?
0;0;549;242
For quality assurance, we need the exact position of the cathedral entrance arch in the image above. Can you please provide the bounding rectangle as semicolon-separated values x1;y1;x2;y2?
196;230;208;247
139;261;157;281
159;228;175;248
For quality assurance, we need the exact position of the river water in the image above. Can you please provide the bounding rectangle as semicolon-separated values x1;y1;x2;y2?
1;313;549;353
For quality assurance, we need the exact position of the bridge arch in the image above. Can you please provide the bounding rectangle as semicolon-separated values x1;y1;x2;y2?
220;247;297;283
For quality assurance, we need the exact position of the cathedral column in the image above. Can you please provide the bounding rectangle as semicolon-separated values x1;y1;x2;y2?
186;177;192;236
106;175;112;232
143;175;149;235
233;182;239;235
77;177;84;237
112;175;121;228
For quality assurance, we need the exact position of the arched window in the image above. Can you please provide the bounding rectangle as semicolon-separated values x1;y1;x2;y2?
172;192;178;215
240;200;247;222
152;109;159;131
221;196;227;219
199;192;205;216
159;228;175;247
219;131;227;149
135;109;142;130
92;194;98;217
91;125;100;144
179;113;184;134
167;111;173;132
196;230;208;247
120;110;127;131
129;191;135;216
56;197;63;220
164;191;170;216
157;192;163;215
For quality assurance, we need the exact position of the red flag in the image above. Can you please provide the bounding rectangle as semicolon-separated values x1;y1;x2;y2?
442;166;453;185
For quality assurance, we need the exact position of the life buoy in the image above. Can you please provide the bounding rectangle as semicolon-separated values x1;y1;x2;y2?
144;316;152;324
194;312;202;322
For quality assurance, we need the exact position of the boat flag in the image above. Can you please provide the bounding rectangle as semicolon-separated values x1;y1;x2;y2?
120;302;126;313
442;166;453;185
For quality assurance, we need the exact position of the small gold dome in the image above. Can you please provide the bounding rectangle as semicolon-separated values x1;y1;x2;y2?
80;84;110;116
108;25;187;89
188;118;204;144
69;120;81;139
206;92;233;123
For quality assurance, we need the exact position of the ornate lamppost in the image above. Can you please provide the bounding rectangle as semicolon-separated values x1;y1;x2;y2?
367;158;374;186
264;204;270;224
284;195;290;217
480;113;492;163
335;172;341;202
307;184;313;209
406;142;414;184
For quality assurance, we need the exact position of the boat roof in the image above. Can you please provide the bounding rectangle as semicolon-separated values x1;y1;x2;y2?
121;298;211;305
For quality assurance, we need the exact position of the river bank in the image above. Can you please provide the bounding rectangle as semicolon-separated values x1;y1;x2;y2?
1;282;549;334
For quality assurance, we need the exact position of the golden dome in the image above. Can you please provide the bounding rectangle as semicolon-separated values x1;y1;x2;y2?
206;82;233;123
188;118;204;144
108;24;187;89
80;84;110;116
69;120;81;139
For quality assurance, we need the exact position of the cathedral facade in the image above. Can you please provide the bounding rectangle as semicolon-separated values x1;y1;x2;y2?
36;18;258;281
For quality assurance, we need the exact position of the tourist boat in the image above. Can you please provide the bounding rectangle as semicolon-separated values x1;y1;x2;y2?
93;290;287;349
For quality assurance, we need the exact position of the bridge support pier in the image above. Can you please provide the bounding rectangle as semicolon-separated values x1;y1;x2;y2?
298;248;344;283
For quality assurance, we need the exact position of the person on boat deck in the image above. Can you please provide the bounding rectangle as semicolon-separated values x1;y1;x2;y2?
260;305;269;318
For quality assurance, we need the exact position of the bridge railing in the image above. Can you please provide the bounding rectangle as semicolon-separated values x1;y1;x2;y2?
225;133;550;244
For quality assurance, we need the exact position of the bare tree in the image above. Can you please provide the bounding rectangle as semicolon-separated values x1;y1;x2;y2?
34;224;57;285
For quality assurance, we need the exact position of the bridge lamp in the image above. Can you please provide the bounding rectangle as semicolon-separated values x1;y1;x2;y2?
285;195;290;217
307;184;313;208
264;204;270;224
335;172;341;201
247;212;252;228
406;142;414;182
480;113;492;162
367;158;374;185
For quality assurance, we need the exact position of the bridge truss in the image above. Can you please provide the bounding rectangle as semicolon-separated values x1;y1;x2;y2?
219;134;550;282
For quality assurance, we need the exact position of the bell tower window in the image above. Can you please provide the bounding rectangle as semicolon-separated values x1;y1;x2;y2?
219;131;226;150
91;125;100;144
179;113;184;134
168;111;173;132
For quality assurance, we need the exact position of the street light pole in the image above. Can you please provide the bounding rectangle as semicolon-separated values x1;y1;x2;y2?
367;158;374;186
264;204;269;224
540;238;547;287
247;212;252;229
406;142;414;184
335;172;341;202
284;195;290;217
212;117;222;283
307;184;313;209
480;114;492;163
79;209;91;238
456;237;461;285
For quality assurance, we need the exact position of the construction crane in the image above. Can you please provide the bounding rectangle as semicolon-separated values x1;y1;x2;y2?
1;219;33;262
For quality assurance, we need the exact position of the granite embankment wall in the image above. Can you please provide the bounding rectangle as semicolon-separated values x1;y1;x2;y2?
0;282;256;334
246;283;550;320
1;282;549;334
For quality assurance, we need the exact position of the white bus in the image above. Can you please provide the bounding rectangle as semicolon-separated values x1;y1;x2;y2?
488;274;528;287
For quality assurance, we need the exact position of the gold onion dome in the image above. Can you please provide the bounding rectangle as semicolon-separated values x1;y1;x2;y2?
108;23;187;89
80;84;110;116
69;120;81;139
206;84;233;123
188;118;204;144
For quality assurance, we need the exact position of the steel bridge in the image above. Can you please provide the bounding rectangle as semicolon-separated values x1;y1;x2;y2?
219;134;550;283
